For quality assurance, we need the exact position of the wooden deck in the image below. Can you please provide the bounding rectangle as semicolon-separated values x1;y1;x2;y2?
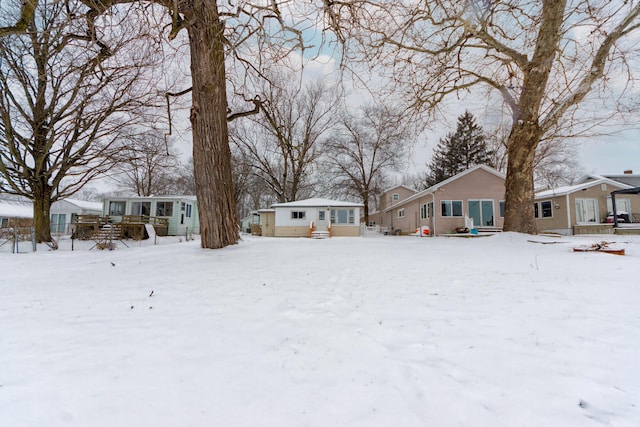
72;215;169;240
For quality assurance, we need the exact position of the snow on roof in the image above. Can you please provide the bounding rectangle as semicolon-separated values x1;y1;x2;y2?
0;199;33;218
63;198;103;211
271;198;363;208
536;177;632;198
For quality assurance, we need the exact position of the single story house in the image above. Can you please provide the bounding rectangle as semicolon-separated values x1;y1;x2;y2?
0;197;33;228
374;165;506;235
101;195;199;236
534;175;640;235
259;198;363;237
50;198;102;234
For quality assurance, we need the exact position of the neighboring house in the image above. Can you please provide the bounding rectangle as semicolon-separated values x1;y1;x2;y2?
0;197;33;228
259;198;363;237
368;184;417;227
602;170;640;188
535;175;639;235
101;195;199;236
377;165;506;235
240;211;261;234
50;198;102;234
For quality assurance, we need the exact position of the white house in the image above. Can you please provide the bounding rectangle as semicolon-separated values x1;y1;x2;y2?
259;198;363;237
0;197;33;228
50;198;102;234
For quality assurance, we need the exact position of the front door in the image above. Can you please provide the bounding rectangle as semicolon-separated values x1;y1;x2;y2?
316;209;328;231
468;200;495;228
575;198;599;224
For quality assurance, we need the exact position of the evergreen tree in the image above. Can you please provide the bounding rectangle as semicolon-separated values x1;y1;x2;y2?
425;111;493;187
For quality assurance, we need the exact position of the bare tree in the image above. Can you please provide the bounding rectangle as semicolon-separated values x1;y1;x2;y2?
0;1;160;242
112;130;182;196
3;0;322;248
324;1;640;233
231;75;339;203
325;104;412;222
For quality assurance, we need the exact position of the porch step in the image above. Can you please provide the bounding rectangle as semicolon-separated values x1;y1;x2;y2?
93;224;121;241
311;230;330;239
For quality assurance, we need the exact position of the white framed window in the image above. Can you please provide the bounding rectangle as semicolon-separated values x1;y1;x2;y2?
131;201;151;216
575;199;598;224
185;204;192;218
108;201;126;216
392;193;399;201
441;200;463;217
534;200;553;219
499;200;505;218
607;197;630;216
50;213;66;234
156;201;174;217
420;203;428;219
330;209;355;224
468;199;495;227
291;211;306;220
318;210;325;221
398;208;405;218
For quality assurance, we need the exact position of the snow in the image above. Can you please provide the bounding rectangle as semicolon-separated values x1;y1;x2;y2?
271;198;363;207
61;199;103;211
0;199;33;218
2;233;640;426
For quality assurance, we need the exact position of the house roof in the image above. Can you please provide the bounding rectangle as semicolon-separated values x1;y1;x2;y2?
380;184;417;195
271;198;363;208
0;199;33;218
103;195;197;201
603;174;640;187
383;165;505;212
61;198;103;211
535;177;632;199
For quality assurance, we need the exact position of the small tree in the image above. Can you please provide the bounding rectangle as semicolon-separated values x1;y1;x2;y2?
426;111;493;187
325;104;412;222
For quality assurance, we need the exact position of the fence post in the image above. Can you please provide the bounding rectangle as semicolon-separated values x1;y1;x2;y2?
13;228;17;254
31;227;36;251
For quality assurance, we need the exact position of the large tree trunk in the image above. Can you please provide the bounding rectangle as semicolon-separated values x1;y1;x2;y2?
503;127;538;234
33;183;52;243
185;1;239;249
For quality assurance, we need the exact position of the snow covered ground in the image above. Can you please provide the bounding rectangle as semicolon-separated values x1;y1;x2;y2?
1;232;639;426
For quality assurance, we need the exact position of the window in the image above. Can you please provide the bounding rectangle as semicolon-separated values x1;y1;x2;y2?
131;201;151;216
330;208;355;224
50;213;66;234
499;200;505;218
441;200;463;217
318;210;325;221
392;193;399;201
108;201;126;216
575;199;598;224
468;200;495;227
185;204;192;218
420;204;428;219
291;211;306;219
156;201;174;217
534;201;553;218
398;208;405;218
0;218;8;228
